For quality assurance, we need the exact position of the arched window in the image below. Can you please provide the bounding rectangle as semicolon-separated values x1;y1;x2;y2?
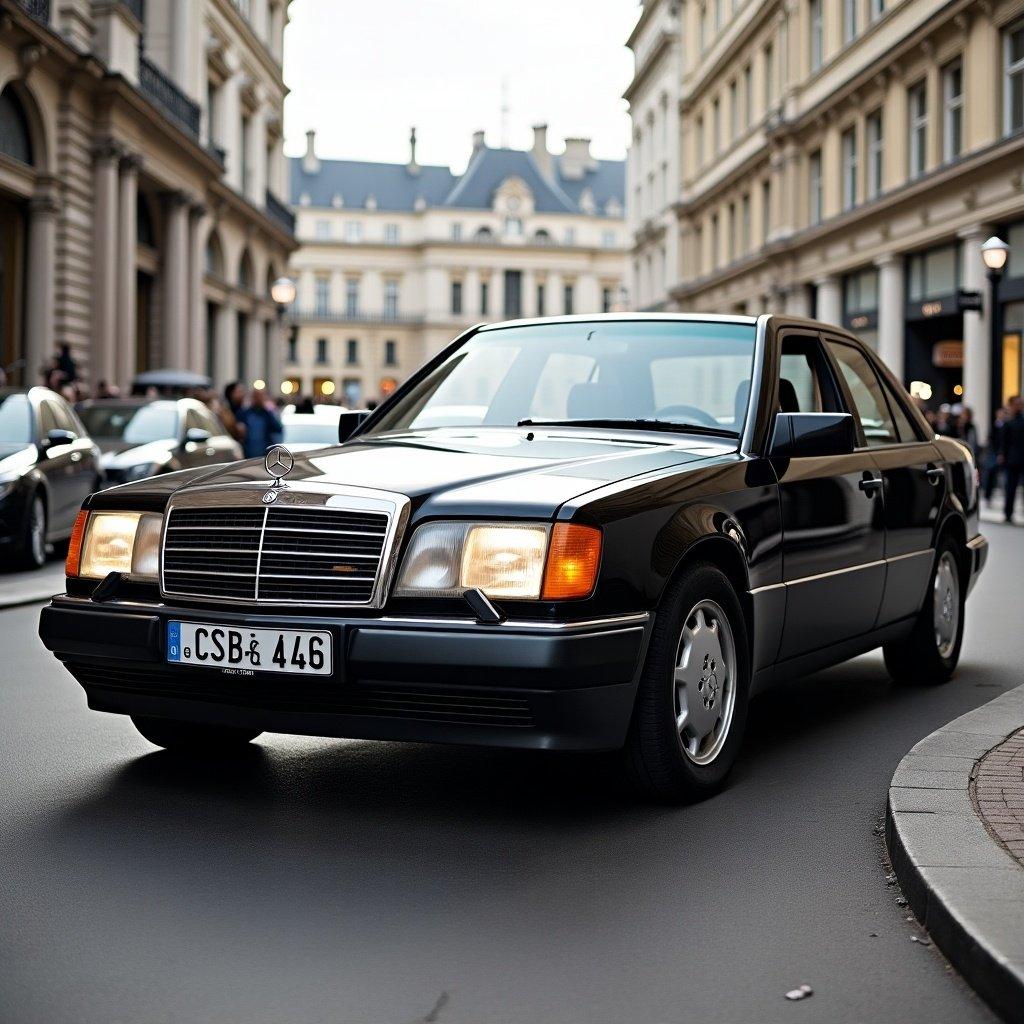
0;86;34;166
137;194;156;248
238;249;254;291
265;263;278;296
204;232;224;277
474;226;494;241
532;228;552;245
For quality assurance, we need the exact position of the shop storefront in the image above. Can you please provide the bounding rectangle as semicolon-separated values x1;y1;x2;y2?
842;267;879;351
997;221;1024;405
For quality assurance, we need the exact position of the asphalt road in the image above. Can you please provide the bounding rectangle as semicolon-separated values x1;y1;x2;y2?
2;526;1021;1024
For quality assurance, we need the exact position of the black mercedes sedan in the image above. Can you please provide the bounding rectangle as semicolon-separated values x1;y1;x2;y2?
1;387;102;569
39;315;987;801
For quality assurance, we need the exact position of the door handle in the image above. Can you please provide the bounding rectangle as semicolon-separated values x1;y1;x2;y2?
859;475;883;496
926;466;944;485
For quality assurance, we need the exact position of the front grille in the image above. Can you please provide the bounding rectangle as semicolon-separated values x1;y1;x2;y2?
70;662;535;728
162;504;391;606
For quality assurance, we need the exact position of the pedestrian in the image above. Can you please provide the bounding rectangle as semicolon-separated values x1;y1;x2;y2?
219;381;247;444
935;404;957;437
94;379;119;400
984;406;1008;503
957;406;979;460
239;386;283;459
57;343;77;383
1000;394;1024;524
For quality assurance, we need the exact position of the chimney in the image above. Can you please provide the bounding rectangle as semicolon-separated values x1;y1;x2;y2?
407;126;420;176
472;129;486;153
303;129;320;174
560;137;595;180
532;123;553;180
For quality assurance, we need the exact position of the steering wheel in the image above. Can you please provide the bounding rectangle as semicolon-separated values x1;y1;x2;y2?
654;404;720;427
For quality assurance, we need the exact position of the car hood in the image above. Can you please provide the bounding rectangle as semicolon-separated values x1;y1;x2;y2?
173;427;733;518
100;439;177;468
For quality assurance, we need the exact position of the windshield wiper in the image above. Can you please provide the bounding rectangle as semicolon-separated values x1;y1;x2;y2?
516;418;738;438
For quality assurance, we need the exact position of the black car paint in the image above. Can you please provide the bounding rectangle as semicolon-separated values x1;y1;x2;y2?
0;388;100;553
39;315;985;751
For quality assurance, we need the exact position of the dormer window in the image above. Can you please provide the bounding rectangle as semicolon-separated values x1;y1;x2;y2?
504;216;523;237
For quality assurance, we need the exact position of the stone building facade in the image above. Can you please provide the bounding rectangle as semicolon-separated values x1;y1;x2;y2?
286;127;626;406
627;0;1024;439
0;0;296;392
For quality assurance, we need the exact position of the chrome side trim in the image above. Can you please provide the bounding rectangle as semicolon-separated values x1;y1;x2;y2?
750;549;934;595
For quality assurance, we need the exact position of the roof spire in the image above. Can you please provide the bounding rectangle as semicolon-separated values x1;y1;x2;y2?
407;126;420;176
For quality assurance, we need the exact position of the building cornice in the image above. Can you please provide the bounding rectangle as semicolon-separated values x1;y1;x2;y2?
208;0;286;92
211;178;299;253
623;30;676;106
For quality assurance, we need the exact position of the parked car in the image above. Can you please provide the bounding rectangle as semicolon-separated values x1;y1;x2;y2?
78;398;242;486
0;387;101;569
40;314;986;802
280;408;345;452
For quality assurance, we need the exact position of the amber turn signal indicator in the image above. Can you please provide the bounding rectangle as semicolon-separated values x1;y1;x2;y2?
541;523;602;600
65;510;88;578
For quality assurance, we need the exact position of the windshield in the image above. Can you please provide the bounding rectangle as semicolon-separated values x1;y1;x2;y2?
0;394;32;444
366;321;757;436
80;404;179;444
282;418;339;445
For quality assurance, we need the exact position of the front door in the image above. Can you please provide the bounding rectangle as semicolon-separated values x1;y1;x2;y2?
772;332;887;662
826;337;943;625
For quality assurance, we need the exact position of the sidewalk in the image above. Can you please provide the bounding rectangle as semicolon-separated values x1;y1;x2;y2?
0;562;66;610
887;685;1024;1024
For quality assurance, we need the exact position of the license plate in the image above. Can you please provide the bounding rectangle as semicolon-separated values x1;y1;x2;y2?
167;621;333;676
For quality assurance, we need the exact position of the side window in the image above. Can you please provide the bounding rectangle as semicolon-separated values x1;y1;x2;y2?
826;341;899;445
778;334;843;413
877;374;920;443
39;402;59;436
52;401;79;435
200;409;225;437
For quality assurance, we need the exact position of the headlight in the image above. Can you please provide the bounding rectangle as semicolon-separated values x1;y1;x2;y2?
395;521;601;601
70;511;164;580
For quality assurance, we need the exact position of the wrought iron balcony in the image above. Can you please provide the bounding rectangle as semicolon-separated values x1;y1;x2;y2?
14;0;50;24
293;308;424;327
138;54;200;138
265;189;296;235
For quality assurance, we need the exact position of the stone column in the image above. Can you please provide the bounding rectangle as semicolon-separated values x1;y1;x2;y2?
960;225;993;444
246;313;264;384
785;284;811;317
188;205;208;373
215;302;237;384
267;314;285;397
815;275;842;326
171;0;193;91
92;142;121;387
24;185;59;386
875;253;905;382
161;192;190;368
116;154;140;390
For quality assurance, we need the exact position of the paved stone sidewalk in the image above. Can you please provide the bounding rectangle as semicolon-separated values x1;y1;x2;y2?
975;729;1024;865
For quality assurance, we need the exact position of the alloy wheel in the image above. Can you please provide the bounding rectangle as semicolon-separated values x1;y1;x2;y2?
933;551;960;659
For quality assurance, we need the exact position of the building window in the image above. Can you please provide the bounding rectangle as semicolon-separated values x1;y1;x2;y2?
761;179;771;244
841;127;857;211
695;225;704;274
714;0;723;30
712;98;721;153
942;59;963;162
741;192;751;253
480;280;489;315
315;219;330;240
346;338;359;365
563;283;575;315
907;243;961;301
314;276;330;316
384;222;399;244
384;339;397;366
504;216;523;237
711;212;720;268
342;378;361;406
286;336;298;363
743;64;752;129
316;338;328;364
908;80;928;178
602;287;613;313
451;279;463;315
808;149;822;225
843;267;879;318
564;227;576;245
344;221;363;243
699;1;708;50
241;114;252;194
345;277;360;317
1005;20;1024;135
696;114;705;167
764;41;775;108
870;0;884;20
727;201;736;261
729;80;739;139
866;108;884;199
809;0;823;71
536;282;546;316
602;229;617;247
384;280;399;319
842;0;858;43
451;222;463;241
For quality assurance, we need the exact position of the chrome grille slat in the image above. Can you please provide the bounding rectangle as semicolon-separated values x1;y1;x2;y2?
161;499;397;607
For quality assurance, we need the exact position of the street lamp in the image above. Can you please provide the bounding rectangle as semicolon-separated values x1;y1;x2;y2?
981;237;1010;426
270;277;297;397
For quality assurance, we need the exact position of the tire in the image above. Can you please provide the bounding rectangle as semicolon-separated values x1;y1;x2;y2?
131;716;262;752
883;535;965;686
624;562;751;803
13;494;47;570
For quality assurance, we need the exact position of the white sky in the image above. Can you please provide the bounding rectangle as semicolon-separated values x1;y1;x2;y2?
282;0;639;172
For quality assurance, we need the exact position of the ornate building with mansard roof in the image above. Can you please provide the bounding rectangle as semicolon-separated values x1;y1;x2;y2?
286;127;626;407
627;0;1024;440
0;0;296;392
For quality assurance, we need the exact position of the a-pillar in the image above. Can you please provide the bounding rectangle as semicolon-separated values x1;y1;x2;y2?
161;191;190;368
815;275;842;327
116;154;140;389
92;141;121;387
875;253;905;381
24;180;59;386
960;224;994;444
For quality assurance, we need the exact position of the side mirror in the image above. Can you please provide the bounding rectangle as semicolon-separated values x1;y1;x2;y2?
770;412;857;459
42;428;76;449
184;427;211;445
337;410;370;443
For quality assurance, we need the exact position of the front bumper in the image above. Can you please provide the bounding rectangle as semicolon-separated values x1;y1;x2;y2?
967;533;988;595
39;596;651;751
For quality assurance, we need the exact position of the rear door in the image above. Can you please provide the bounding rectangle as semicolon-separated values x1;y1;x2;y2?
773;331;887;662
825;337;942;625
